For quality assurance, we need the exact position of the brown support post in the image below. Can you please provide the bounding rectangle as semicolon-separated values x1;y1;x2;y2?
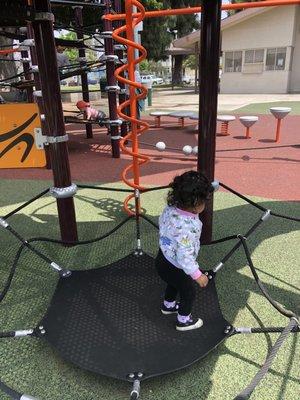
198;0;222;243
19;27;33;103
27;23;51;169
32;0;78;242
114;0;128;138
194;42;199;94
74;6;93;139
104;0;120;158
21;49;33;102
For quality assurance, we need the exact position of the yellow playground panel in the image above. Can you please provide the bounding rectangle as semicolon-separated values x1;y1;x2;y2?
0;103;46;168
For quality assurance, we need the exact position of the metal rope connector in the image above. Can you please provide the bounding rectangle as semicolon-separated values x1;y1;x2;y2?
213;261;224;273
105;85;121;92
261;210;271;222
20;395;39;400
0;218;9;228
50;262;71;278
49;183;77;199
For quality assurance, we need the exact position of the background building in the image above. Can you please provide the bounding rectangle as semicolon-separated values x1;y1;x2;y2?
172;5;300;94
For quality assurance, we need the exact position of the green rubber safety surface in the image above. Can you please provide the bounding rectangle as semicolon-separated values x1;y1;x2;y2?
0;179;299;400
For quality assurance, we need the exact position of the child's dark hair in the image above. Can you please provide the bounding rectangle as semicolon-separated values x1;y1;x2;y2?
167;170;212;209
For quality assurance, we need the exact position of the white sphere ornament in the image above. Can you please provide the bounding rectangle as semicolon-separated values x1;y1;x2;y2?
155;141;166;151
192;146;198;155
182;145;193;155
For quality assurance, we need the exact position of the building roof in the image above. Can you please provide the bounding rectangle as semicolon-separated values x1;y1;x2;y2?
172;6;275;51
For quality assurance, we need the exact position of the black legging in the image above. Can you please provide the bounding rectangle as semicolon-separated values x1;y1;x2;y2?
155;249;196;316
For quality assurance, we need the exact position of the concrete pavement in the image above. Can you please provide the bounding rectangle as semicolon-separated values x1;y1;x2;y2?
147;89;300;112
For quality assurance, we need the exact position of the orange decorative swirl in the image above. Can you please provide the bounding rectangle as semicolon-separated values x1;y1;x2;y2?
112;0;150;215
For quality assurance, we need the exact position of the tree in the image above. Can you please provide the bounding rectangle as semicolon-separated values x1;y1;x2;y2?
58;31;78;63
163;1;200;84
183;55;197;70
140;1;172;62
227;0;261;16
53;3;104;34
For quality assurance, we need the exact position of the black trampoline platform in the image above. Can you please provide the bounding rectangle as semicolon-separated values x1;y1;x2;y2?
39;253;229;382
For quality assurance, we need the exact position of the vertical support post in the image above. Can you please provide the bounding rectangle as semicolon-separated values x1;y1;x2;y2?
32;0;78;242
194;42;199;94
27;22;51;169
114;0;128;138
198;0;222;243
74;6;93;139
20;28;33;103
104;0;120;158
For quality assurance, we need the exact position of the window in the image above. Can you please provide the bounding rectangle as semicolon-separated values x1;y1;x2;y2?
244;49;264;64
224;51;242;72
266;48;286;70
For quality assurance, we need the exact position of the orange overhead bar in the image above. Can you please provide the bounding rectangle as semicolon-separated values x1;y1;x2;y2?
0;48;20;55
104;0;300;21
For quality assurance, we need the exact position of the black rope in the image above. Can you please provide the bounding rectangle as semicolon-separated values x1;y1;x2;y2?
250;326;300;334
0;59;21;62
0;69;31;83
3;188;49;219
270;211;300;223
220;217;265;266
139;214;159;230
220;182;300;222
0;216;134;303
0;331;17;338
51;0;106;7
77;184;134;193
234;318;299;400
6;226;52;264
239;237;297;319
206;235;239;245
0;380;21;400
0;243;25;303
219;182;267;212
140;185;170;193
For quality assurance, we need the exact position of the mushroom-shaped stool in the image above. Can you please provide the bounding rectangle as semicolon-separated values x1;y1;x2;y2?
189;113;199;131
217;115;236;136
169;111;196;128
149;111;171;128
239;116;259;139
269;107;291;142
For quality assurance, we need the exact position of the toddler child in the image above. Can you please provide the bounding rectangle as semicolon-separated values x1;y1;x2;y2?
156;170;212;331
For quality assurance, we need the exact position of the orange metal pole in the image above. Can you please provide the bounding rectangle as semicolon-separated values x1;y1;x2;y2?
104;0;300;21
125;1;139;186
275;118;282;142
113;0;150;214
246;127;251;139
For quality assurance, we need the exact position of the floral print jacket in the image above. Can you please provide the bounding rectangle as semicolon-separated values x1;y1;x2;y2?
159;206;202;280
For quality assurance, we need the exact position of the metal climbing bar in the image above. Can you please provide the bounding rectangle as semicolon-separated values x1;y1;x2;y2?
234;318;299;400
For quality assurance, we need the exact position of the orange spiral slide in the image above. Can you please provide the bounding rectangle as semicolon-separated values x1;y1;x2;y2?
112;0;150;215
